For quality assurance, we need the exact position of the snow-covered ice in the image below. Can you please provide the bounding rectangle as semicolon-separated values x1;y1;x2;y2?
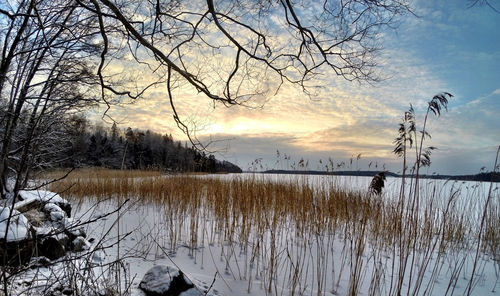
6;174;500;295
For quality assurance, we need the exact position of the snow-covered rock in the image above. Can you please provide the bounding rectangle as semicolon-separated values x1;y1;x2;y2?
44;203;66;222
18;190;68;204
1;190;89;265
39;236;66;260
72;236;90;252
0;207;35;265
18;190;71;217
28;256;51;268
0;207;31;241
67;225;85;239
139;265;203;296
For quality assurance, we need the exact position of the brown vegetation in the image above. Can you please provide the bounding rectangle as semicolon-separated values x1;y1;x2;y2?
41;168;499;295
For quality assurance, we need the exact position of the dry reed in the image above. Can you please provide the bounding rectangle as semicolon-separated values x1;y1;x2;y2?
39;168;499;295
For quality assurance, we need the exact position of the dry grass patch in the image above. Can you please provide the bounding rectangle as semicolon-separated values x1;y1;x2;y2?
38;168;499;295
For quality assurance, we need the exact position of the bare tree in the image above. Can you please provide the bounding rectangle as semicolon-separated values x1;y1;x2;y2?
1;0;412;194
0;4;106;290
0;3;103;291
468;0;500;13
75;0;412;149
0;0;414;293
0;0;104;200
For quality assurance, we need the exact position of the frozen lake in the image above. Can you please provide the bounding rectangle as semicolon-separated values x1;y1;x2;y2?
13;173;500;295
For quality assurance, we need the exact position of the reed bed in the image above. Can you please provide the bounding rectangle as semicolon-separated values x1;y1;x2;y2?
44;169;499;295
40;167;163;181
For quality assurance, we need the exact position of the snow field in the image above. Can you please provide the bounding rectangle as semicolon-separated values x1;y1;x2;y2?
9;173;499;295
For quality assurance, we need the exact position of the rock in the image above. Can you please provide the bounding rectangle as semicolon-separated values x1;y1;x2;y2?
139;265;201;296
38;236;66;260
18;190;71;217
14;198;45;215
0;207;31;241
0;206;37;266
58;202;72;218
49;290;63;296
44;203;66;222
1;191;83;266
72;236;90;252
29;256;51;268
50;211;65;222
0;238;36;266
180;288;204;296
66;226;86;241
47;284;73;296
56;233;70;249
61;287;73;295
22;209;46;227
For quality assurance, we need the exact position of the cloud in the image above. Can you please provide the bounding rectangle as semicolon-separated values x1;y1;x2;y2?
206;87;499;174
436;89;500;146
86;2;499;175
393;89;500;174
430;146;499;175
201;131;400;172
90;40;454;173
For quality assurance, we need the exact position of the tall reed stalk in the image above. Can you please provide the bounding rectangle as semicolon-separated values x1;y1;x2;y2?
41;142;499;296
466;145;500;295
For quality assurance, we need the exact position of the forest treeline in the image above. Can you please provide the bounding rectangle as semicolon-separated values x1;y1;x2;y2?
264;170;500;182
61;115;242;173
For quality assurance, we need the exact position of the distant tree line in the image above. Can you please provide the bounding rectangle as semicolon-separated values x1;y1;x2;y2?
0;0;411;197
417;172;500;183
0;103;240;198
59;115;242;173
264;170;500;182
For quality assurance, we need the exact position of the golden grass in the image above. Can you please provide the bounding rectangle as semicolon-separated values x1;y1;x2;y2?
41;167;163;180
46;170;382;240
39;168;499;295
42;169;494;249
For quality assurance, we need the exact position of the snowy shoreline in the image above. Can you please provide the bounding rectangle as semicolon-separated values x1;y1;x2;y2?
4;174;500;295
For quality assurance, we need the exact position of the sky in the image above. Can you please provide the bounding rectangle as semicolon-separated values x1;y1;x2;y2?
95;1;500;175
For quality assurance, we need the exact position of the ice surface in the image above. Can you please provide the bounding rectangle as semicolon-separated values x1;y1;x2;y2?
180;288;204;296
7;174;500;296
